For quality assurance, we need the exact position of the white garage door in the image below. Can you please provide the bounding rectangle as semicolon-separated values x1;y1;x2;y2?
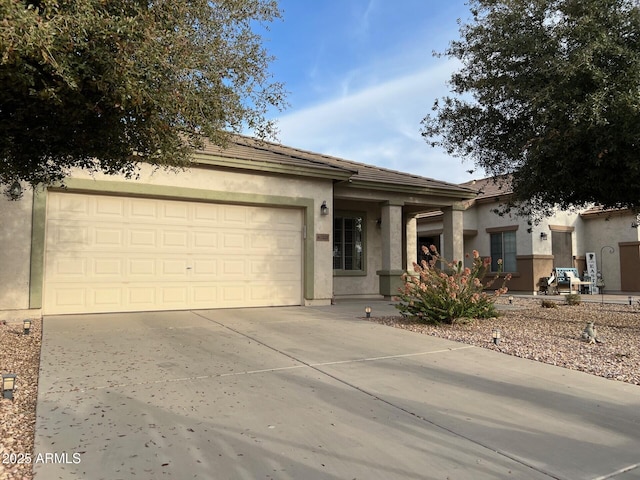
44;192;303;314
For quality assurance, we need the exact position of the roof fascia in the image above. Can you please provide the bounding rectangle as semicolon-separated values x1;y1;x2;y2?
344;179;476;200
580;208;633;219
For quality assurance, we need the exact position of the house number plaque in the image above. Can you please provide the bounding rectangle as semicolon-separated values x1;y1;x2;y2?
316;233;330;242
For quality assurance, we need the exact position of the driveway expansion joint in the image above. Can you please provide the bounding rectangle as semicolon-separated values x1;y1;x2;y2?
592;463;640;480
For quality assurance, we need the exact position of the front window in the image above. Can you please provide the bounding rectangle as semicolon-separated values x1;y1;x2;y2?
490;231;517;272
333;213;365;273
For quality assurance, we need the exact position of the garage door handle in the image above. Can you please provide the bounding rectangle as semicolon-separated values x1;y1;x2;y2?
186;267;192;270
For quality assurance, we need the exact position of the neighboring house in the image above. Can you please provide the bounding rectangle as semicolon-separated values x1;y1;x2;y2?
0;136;475;319
417;176;640;294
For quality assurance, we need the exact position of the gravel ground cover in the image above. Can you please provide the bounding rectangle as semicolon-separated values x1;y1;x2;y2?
369;297;640;385
1;298;639;479
0;318;41;480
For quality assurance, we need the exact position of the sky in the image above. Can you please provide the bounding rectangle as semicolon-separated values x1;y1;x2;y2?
259;0;481;185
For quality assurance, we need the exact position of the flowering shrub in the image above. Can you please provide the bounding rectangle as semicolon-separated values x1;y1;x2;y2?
394;246;511;324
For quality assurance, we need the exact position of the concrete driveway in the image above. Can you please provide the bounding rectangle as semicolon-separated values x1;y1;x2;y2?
35;302;640;480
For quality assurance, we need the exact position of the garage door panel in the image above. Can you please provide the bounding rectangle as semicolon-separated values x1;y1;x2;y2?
47;255;87;277
221;206;247;225
47;223;89;249
93;288;122;307
193;204;219;223
163;202;189;220
192;259;217;275
251;258;300;276
53;289;87;309
222;232;246;250
192;286;218;303
160;286;188;305
160;259;191;277
193;231;218;249
44;192;303;314
128;258;156;276
128;287;156;305
249;208;301;229
162;231;189;248
95;196;126;217
50;194;91;218
251;233;300;251
94;228;124;248
221;259;247;276
248;282;295;299
128;229;157;248
221;285;245;303
130;199;158;220
94;258;124;276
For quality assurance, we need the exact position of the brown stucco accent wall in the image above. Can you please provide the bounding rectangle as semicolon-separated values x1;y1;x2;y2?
574;256;587;277
483;254;554;293
619;242;640;291
515;254;555;293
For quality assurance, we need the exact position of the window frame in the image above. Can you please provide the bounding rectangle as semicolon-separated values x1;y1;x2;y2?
487;226;518;273
333;211;367;276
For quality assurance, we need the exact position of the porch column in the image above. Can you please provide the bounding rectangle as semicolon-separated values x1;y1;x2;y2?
406;214;417;270
442;203;465;262
377;201;404;298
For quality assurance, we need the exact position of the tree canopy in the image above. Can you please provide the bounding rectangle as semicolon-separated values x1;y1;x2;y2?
0;0;285;194
422;0;640;219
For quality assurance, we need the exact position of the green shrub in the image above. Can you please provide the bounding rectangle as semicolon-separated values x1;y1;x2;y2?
541;299;558;308
565;293;581;306
394;246;511;324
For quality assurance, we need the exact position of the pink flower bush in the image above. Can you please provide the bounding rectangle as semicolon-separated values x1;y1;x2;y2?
394;245;511;324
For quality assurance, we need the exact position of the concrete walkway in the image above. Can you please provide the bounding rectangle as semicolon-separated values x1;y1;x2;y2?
511;292;640;305
34;301;640;479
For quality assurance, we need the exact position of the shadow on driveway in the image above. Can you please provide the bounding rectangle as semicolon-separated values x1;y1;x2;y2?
34;305;640;480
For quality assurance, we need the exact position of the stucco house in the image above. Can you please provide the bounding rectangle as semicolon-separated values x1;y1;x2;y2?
417;176;640;294
0;136;476;319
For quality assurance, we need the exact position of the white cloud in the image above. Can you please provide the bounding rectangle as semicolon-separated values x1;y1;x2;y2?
274;59;481;184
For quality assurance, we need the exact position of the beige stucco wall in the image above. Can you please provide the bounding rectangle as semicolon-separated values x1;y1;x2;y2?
420;204;590;260
0;189;35;319
582;213;640;292
418;202;640;293
531;209;581;257
332;200;382;298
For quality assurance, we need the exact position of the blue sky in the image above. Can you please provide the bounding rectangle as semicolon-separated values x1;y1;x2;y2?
260;0;481;185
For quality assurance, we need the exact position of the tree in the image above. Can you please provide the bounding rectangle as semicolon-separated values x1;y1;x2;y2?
422;0;640;220
0;0;285;194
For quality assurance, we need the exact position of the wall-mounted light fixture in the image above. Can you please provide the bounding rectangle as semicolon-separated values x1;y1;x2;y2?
2;373;16;400
320;201;329;216
8;181;22;201
540;232;548;240
23;319;31;335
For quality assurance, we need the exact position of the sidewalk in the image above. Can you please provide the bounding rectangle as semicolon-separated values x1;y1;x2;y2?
510;291;640;305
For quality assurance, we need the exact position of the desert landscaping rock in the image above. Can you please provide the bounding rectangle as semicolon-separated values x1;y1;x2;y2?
370;297;640;386
0;318;41;480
